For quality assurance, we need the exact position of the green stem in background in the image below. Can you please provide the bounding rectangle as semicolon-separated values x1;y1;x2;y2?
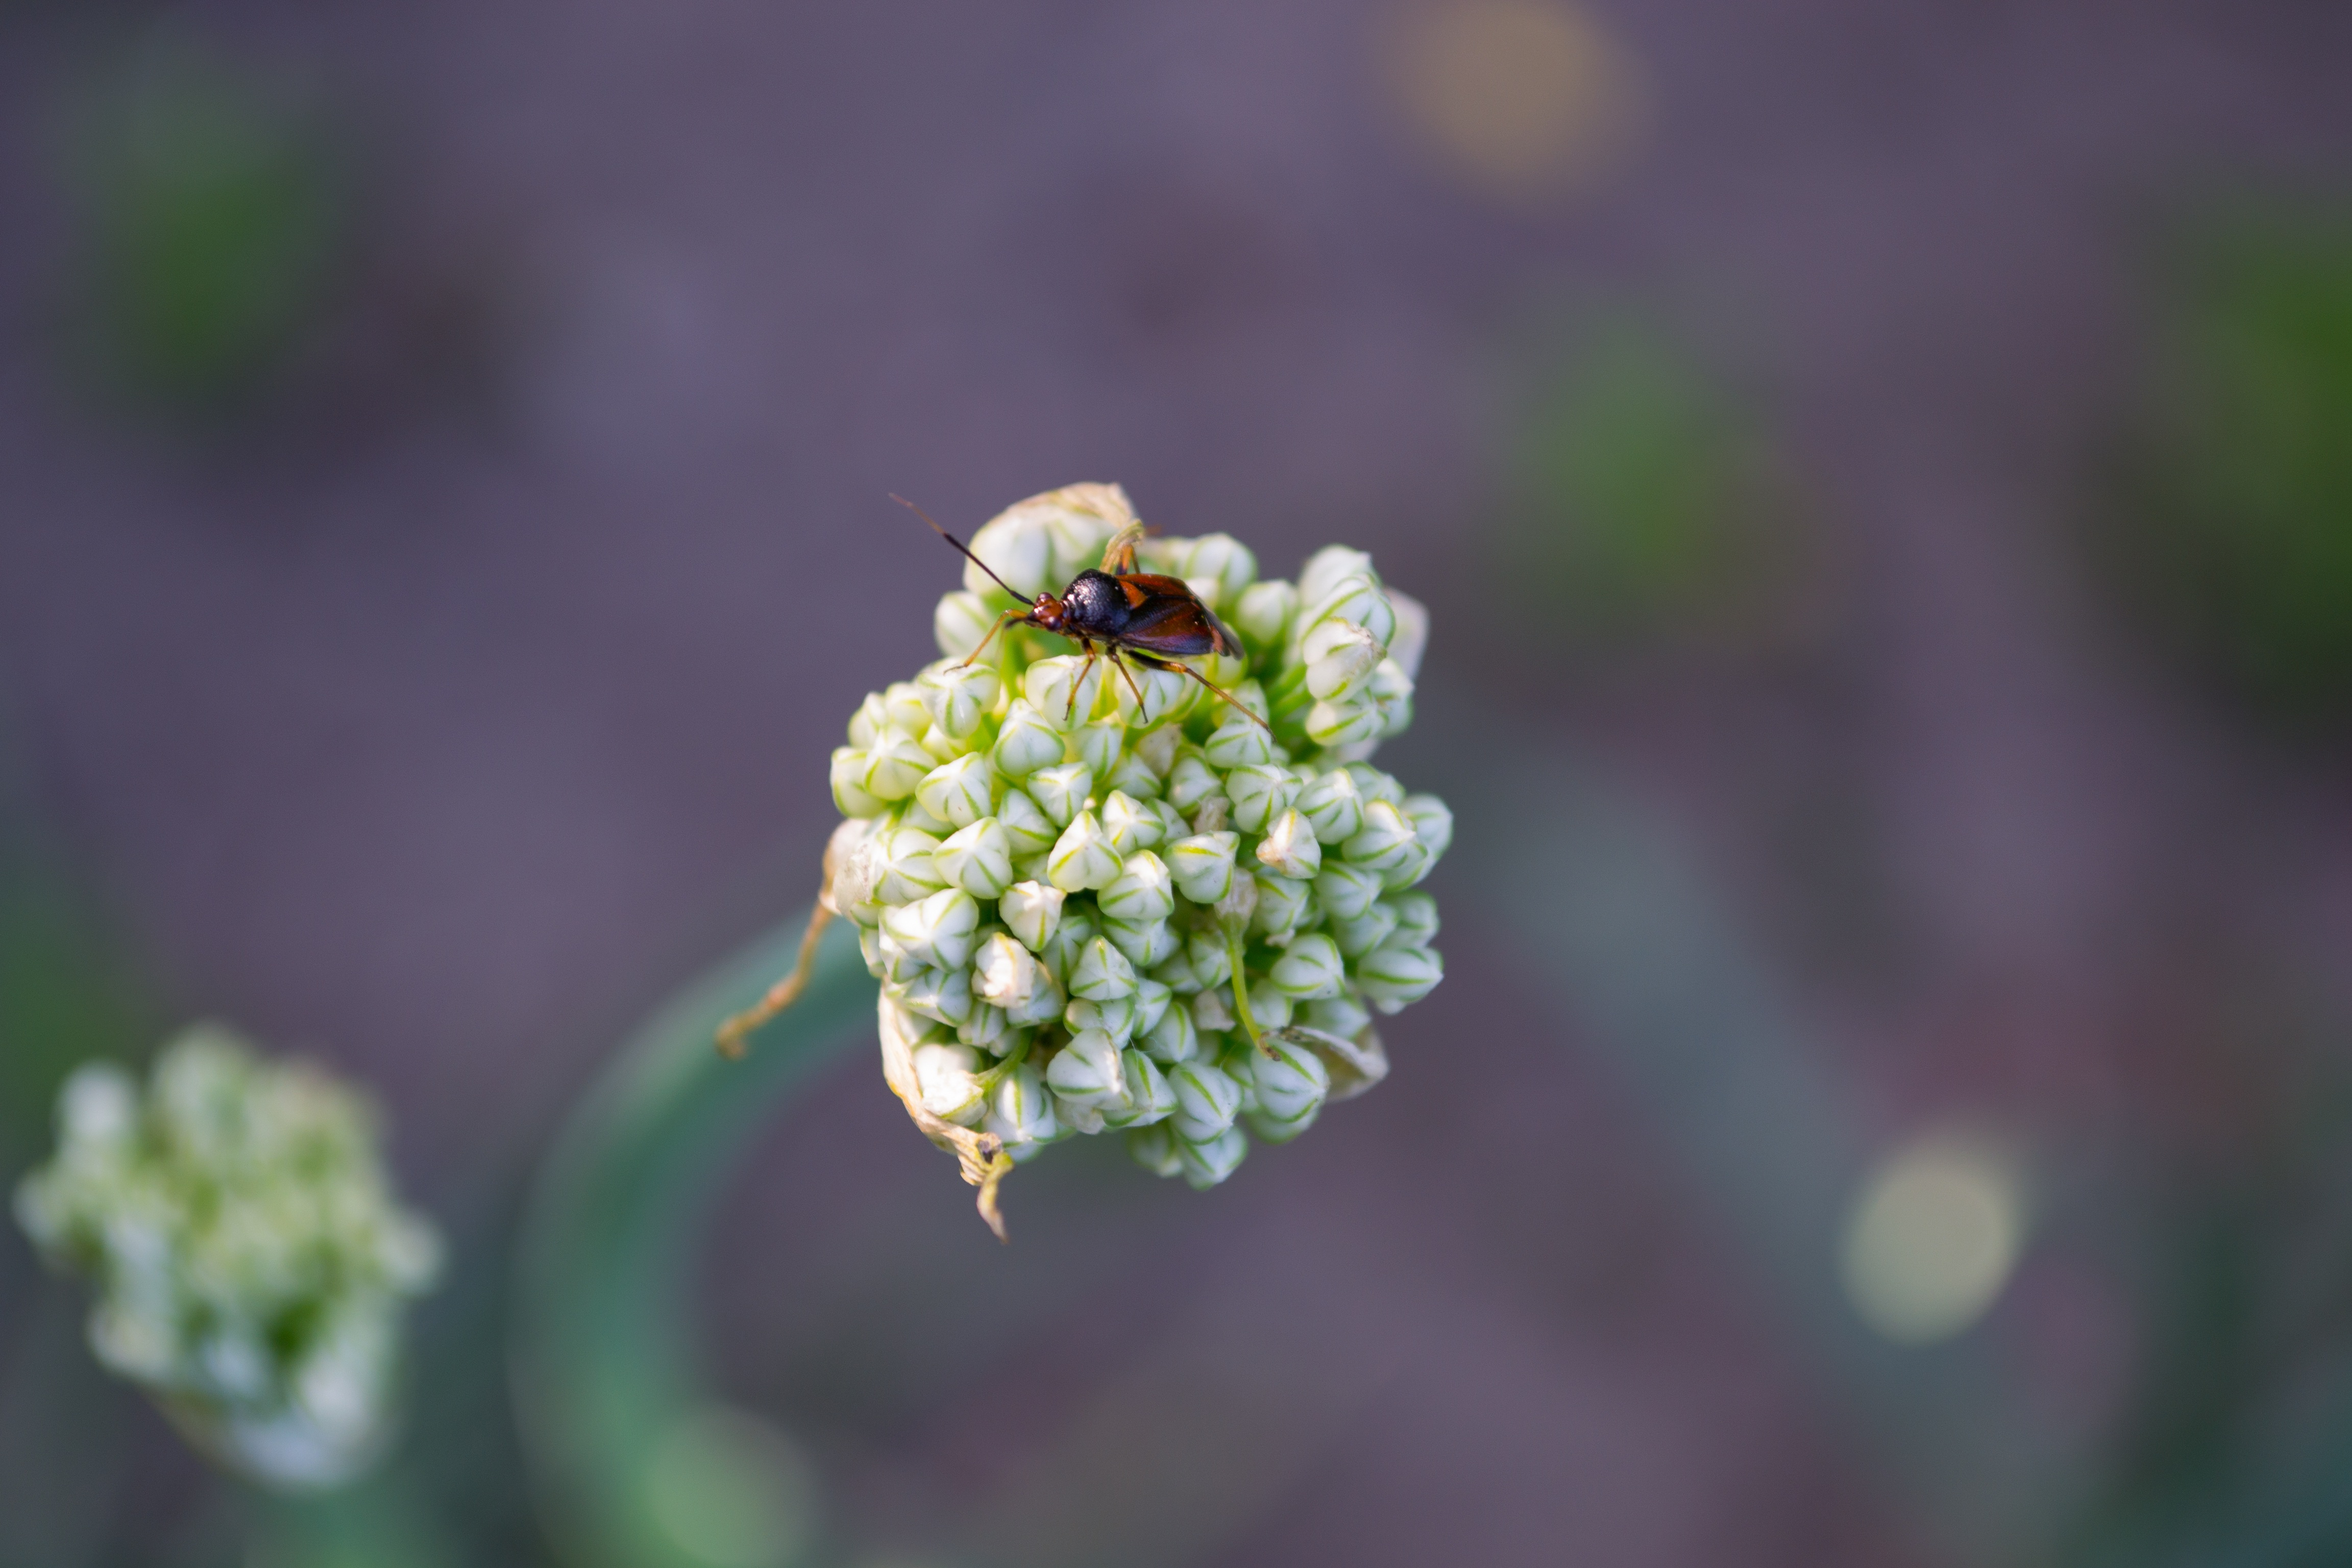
511;910;875;1568
1224;924;1270;1057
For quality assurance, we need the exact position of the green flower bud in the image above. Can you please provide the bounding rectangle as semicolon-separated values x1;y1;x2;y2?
1125;1122;1185;1178
1133;976;1173;1037
1202;705;1280;769
864;730;934;801
1047;811;1122;892
997;880;1065;953
1038;904;1098;983
1102;751;1162;801
957;999;1020;1055
1312;861;1384;922
1112;662;1194;729
983;1061;1059;1154
1249;868;1313;940
1103;916;1177;968
935;818;1015;899
1024;656;1110;730
1306;694;1385;750
869;827;942;904
1178;1125;1248;1189
1045;1030;1131;1117
1183;533;1256;610
917;662;1000;739
1296;545;1376;609
1169;1060;1243;1143
1342;799;1420;874
1185;926;1233;991
879;888;981;972
1138;998;1200;1065
830;747;885;817
1357;943;1444;1014
1027;762;1095;828
990;700;1065;778
1389;891;1439;949
972;931;1044;1010
1165;751;1221;812
1104;1051;1176;1129
1065;993;1139;1044
1224;765;1300;834
1329;901;1402;959
995;787;1058;854
1296;769;1365;845
1255;810;1322;880
1268;932;1346;1000
1368;658;1416;738
1233;579;1296;649
1003;972;1066;1028
1244;1035;1329;1126
1303;574;1396;648
1302;618;1384;701
964;505;1057;599
911;1043;989;1126
1152;945;1203;994
1343;762;1406;806
1402;794;1453;866
1099;850;1176;924
1099;793;1163;855
1167;831;1240;904
1071;717;1125;777
935;590;996;659
1241;982;1293;1032
1067;935;1138;1001
891;963;973;1026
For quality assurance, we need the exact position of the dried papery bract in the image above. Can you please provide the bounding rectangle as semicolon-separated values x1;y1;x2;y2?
728;483;1449;1236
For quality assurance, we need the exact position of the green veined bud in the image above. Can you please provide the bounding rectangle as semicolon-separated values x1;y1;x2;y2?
1168;1060;1244;1143
972;932;1043;1010
1245;1035;1329;1128
1066;992;1139;1044
1402;794;1453;867
1178;1125;1249;1189
1357;943;1443;1014
916;754;996;830
1165;751;1221;811
984;1061;1059;1155
1183;533;1257;610
1225;765;1299;834
1255;810;1322;880
830;748;885;818
1099;793;1163;855
1138;998;1200;1064
1389;892;1439;948
1024;656;1110;730
1268;932;1346;1000
1306;693;1385;750
990;700;1065;778
1045;1030;1131;1115
1302;574;1396;648
1342;800;1420;875
1003;972;1066;1028
1233;579;1296;650
864;731;934;801
1047;811;1122;892
1296;545;1376;610
1302;618;1384;701
1241;981;1292;1032
1303;996;1373;1040
891;964;973;1026
879;888;982;973
1027;762;1095;828
964;505;1057;600
1133;725;1182;777
1067;935;1139;1001
1185;927;1233;992
1368;658;1415;738
911;1043;988;1126
1249;868;1313;940
1103;916;1177;968
958;1003;1021;1055
997;880;1064;954
1104;1051;1176;1129
935;818;1015;899
1133;977;1173;1038
1125;1122;1185;1178
1070;717;1124;777
917;661;1000;739
1343;763;1405;806
1295;769;1365;845
1102;752;1161;801
872;827;946;905
1167;831;1239;904
1312;861;1383;923
935;591;998;659
995;787;1058;854
1202;707;1279;769
1329;900;1401;959
1114;661;1193;727
1099;850;1176;924
1038;905;1098;984
848;692;888;747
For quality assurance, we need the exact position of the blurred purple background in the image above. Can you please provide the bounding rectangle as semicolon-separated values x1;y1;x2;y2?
4;3;2351;1564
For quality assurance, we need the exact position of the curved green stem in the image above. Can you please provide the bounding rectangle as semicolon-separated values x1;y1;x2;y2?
510;911;875;1568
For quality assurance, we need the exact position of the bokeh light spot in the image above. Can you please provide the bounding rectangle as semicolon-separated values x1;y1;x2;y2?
1840;1128;2027;1346
641;1405;818;1568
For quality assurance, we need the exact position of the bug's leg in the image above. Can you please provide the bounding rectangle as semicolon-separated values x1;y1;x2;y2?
1100;521;1149;576
1135;653;1270;731
1067;641;1097;722
960;608;1031;669
1109;647;1150;714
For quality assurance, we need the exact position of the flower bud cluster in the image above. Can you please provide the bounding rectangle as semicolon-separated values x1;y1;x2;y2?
13;1025;442;1490
835;484;1448;1197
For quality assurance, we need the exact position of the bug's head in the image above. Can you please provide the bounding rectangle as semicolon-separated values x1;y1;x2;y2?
1028;593;1065;631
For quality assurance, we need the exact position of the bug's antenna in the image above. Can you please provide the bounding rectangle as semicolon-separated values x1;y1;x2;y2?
892;495;1030;602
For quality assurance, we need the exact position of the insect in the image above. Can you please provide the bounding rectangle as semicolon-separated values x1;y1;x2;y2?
895;496;1269;730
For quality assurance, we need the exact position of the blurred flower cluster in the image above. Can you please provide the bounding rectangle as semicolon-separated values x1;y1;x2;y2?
824;484;1450;1223
13;1024;441;1490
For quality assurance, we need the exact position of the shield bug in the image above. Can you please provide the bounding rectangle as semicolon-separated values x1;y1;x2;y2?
896;496;1270;729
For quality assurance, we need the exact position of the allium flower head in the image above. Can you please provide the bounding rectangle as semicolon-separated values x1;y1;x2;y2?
827;483;1447;1235
13;1024;442;1490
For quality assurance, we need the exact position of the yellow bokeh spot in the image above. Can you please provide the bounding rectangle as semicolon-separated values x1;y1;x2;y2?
1382;0;1648;202
1840;1127;2027;1345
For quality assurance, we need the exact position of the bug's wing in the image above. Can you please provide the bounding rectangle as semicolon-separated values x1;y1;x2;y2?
1114;573;1193;605
1113;594;1245;659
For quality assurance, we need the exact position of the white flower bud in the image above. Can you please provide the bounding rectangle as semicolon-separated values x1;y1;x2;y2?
1342;800;1420;874
1133;976;1173;1038
1168;1060;1243;1143
1071;718;1124;778
1102;916;1177;968
1067;936;1138;1001
1304;995;1373;1038
830;747;885;818
1024;655;1109;730
1039;906;1098;982
1249;868;1313;940
997;880;1065;953
971;931;1043;1009
1098;850;1176;924
1329;900;1401;959
890;964;973;1026
911;1043;988;1126
1367;657;1416;738
1255;810;1322;880
1151;945;1203;994
1358;943;1444;1014
1402;794;1453;866
1047;811;1122;892
1224;765;1298;834
935;590;998;659
1344;763;1406;806
1389;892;1439;949
1178;1125;1249;1189
1045;1030;1130;1114
994;787;1058;854
1190;984;1235;1034
1133;725;1182;777
1296;545;1376;610
1305;694;1384;749
1303;574;1396;648
916;753;996;830
1165;751;1221;811
1102;752;1161;802
1098;793;1163;855
848;692;888;747
957;1001;1018;1055
917;662;1000;739
1114;661;1193;727
1233;579;1296;650
963;506;1056;600
1105;1051;1175;1128
1213;866;1260;930
1312;861;1384;922
1184;532;1257;610
1303;618;1384;701
1296;770;1365;845
1268;932;1346;1000
1065;993;1139;1043
983;1061;1059;1152
1027;762;1095;828
1385;588;1429;680
1125;1122;1185;1178
863;731;933;801
1167;831;1239;904
1185;928;1233;992
990;700;1065;779
1241;982;1292;1032
872;827;946;905
1138;998;1200;1064
879;888;981;972
1003;972;1066;1027
1202;709;1279;769
935;818;1015;899
1246;1036;1329;1126
883;682;931;735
